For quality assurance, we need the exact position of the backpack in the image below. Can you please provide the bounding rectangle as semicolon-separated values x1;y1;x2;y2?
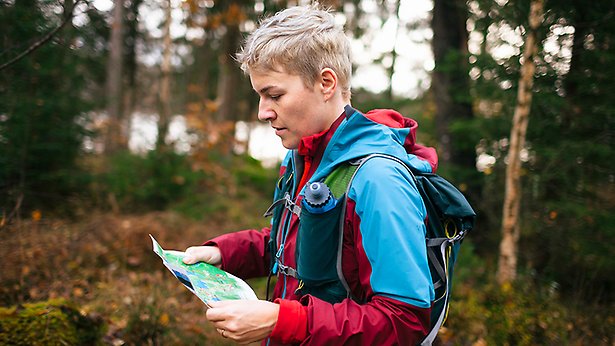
265;153;476;345
318;153;476;345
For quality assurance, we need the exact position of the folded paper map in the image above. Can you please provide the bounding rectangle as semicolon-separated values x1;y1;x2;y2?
150;234;258;307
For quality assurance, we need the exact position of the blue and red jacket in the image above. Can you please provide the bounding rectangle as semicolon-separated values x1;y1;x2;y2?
206;105;438;345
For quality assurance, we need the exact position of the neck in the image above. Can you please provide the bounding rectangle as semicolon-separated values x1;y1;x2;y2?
323;97;349;130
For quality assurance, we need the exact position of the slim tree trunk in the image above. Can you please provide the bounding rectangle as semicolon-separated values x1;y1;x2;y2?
105;0;125;153
157;0;172;151
496;0;544;285
386;0;401;101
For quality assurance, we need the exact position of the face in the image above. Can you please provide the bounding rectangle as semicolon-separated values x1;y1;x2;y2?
249;69;333;149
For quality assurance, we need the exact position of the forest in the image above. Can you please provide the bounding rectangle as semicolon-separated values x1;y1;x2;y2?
0;0;613;345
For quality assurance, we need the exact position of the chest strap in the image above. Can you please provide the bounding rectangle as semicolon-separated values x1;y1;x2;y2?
274;259;298;278
263;192;301;218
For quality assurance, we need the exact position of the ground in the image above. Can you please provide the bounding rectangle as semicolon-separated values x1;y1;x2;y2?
0;211;269;345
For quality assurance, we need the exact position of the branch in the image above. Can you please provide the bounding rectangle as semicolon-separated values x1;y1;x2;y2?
0;0;85;71
0;192;23;228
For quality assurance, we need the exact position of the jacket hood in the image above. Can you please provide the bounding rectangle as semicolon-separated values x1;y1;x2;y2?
309;105;438;183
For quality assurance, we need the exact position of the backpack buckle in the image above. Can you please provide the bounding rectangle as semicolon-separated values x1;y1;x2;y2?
263;193;301;217
275;261;298;278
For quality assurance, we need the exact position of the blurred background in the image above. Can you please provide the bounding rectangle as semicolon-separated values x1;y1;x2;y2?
0;0;613;344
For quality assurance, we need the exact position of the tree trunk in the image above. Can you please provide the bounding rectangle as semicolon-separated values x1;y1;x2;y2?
123;0;142;142
214;3;244;155
105;0;125;154
386;0;401;101
496;0;544;285
431;0;473;166
157;0;172;152
216;22;242;123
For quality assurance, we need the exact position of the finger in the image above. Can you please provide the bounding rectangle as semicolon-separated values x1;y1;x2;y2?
205;304;228;322
207;300;227;308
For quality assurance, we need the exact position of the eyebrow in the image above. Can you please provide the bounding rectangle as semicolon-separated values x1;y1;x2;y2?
257;85;278;94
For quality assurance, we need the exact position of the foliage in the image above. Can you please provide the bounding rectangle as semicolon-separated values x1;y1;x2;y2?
95;150;206;212
122;292;173;345
465;0;615;301
442;241;615;345
90;147;277;226
171;152;277;229
0;298;105;345
0;0;107;216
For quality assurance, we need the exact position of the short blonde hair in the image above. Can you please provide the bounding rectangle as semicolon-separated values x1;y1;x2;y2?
237;5;352;99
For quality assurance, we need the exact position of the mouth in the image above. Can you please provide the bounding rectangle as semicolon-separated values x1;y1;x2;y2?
272;126;287;135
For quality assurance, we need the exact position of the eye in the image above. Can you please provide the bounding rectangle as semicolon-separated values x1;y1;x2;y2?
269;94;282;101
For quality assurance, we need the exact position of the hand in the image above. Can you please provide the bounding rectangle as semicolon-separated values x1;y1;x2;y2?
182;245;222;267
206;300;280;344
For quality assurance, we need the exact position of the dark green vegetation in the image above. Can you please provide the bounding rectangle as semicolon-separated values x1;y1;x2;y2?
0;0;613;344
0;299;105;345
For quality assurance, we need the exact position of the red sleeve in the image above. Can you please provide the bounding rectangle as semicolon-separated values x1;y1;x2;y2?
270;299;308;344
204;227;271;279
299;295;430;345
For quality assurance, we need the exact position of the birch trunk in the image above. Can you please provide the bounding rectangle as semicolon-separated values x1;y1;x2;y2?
496;0;544;285
157;0;172;151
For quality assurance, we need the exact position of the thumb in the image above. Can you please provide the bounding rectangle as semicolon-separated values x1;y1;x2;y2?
182;246;222;266
182;255;196;264
182;246;203;265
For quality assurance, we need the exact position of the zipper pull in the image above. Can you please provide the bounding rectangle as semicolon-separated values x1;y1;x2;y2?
294;280;304;295
272;243;284;275
275;244;284;258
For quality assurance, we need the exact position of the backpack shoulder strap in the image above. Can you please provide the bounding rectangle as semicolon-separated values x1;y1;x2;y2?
325;154;474;345
326;154;415;299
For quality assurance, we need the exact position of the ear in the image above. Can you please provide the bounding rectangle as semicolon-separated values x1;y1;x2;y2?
319;68;338;101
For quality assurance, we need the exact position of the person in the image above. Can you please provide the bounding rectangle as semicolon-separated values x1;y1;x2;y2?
182;4;439;345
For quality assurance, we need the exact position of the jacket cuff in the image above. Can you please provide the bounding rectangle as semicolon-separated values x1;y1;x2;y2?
270;298;308;344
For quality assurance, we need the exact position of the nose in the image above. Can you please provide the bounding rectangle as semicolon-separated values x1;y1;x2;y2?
257;98;276;122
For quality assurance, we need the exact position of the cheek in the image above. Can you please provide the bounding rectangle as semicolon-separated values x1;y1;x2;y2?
284;91;323;132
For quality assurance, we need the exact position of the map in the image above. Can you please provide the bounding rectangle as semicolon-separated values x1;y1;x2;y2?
150;234;258;307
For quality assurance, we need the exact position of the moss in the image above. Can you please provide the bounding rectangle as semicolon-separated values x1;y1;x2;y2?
0;298;105;345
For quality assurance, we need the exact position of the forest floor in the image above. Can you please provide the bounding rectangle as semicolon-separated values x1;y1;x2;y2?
0;211;269;345
1;209;614;345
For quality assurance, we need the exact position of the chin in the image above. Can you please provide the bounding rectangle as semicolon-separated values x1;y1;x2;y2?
281;140;299;150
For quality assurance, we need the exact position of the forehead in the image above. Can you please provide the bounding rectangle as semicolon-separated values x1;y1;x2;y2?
249;68;305;92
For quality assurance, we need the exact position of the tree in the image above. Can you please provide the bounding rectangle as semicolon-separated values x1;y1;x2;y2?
215;2;245;124
496;0;544;285
526;0;615;300
104;0;126;153
157;0;173;152
124;0;144;132
0;0;107;216
431;0;475;170
466;0;615;300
